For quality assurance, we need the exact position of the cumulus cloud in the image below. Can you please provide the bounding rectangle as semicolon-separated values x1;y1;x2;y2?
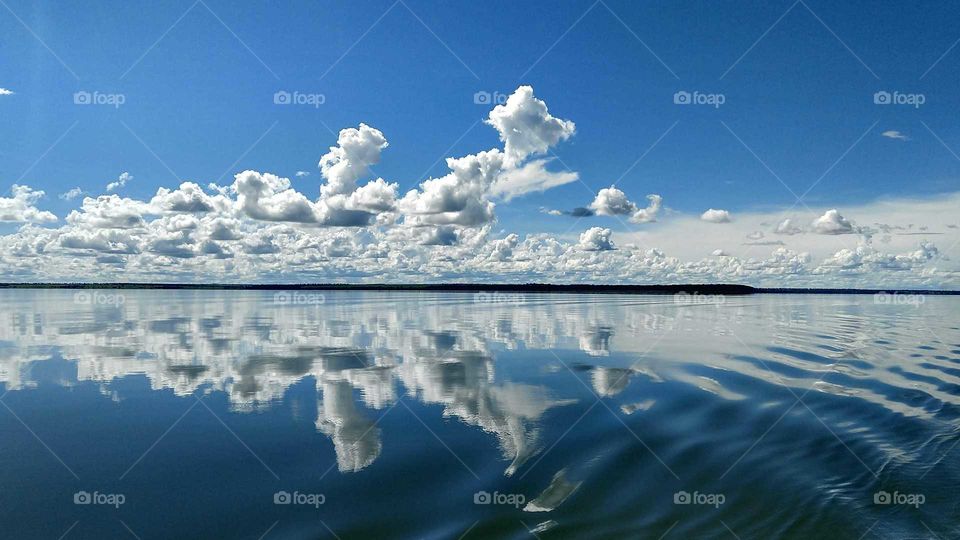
0;88;13;96
629;195;662;224
774;218;803;235
2;84;958;289
66;195;149;229
0;185;57;223
400;86;578;229
319;124;388;198
295;171;310;177
490;158;578;200
106;172;134;192
486;85;575;165
235;170;319;223
59;229;140;254
400;149;504;227
811;209;855;235
59;187;85;201
589;187;637;216
817;241;940;273
881;130;908;141
578;227;615;251
347;178;398;213
587;187;662;224
701;209;732;223
150;182;220;213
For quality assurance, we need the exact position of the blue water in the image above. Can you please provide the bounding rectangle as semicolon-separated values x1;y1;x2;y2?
0;290;958;539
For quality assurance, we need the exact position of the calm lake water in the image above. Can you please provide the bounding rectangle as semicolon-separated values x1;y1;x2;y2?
0;290;958;539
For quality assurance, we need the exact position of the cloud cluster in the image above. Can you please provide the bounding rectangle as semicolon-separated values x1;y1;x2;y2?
587;187;663;224
0;185;57;223
701;209;732;223
811;209;855;235
0;85;956;288
486;85;575;166
106;172;134;192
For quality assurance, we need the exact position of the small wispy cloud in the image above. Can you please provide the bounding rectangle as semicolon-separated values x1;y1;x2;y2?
881;130;909;141
0;88;14;96
59;187;86;201
106;171;134;192
295;171;310;177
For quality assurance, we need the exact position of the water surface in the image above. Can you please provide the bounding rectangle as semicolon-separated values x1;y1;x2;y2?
0;290;958;539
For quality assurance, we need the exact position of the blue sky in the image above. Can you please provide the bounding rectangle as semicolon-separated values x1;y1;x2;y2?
2;0;959;286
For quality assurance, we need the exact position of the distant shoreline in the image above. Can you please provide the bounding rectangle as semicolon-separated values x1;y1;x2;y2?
0;283;957;295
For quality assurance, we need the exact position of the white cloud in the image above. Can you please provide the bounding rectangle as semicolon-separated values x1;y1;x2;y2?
1;84;958;289
319;124;388;197
346;178;398;214
59;228;141;254
774;218;803;235
700;209;732;223
881;130;908;141
490;158;578;200
0;88;13;96
106;172;134;192
587;187;662;224
59;187;85;201
66;194;149;229
234;170;319;223
295;171;310;177
578;227;615;251
150;182;220;213
589;187;636;216
811;209;855;235
399;86;578;230
0;185;57;223
629;194;662;224
400;149;504;227
486;85;575;166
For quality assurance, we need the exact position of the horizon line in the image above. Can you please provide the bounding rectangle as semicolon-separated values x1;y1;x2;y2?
0;283;957;295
